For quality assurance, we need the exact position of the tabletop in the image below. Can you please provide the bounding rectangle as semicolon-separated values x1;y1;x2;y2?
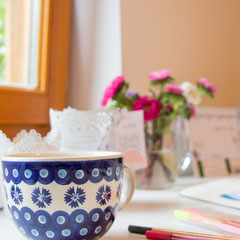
0;177;239;240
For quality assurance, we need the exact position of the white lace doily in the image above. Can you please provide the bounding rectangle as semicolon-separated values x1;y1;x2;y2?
0;129;60;160
49;107;112;151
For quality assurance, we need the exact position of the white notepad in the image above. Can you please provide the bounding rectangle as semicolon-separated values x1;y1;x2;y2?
181;177;240;209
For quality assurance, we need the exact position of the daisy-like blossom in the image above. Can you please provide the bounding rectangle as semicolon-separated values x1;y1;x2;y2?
10;185;23;205
180;82;201;106
96;185;112;206
164;84;184;95
31;187;52;208
188;105;196;118
101;75;125;106
125;91;139;98
133;96;162;122
64;187;86;208
198;78;216;93
149;69;171;81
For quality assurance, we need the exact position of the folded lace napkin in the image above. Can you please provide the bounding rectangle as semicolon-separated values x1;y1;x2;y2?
49;107;112;151
0;129;60;159
0;129;60;209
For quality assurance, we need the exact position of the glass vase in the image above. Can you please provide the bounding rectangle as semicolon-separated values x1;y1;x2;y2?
135;117;193;190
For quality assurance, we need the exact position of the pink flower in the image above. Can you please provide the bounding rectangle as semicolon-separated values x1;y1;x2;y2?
133;96;162;122
101;75;125;106
164;84;183;95
188;105;196;118
198;78;216;93
149;69;171;81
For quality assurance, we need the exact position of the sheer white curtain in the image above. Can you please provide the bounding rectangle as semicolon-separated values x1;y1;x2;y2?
68;0;122;110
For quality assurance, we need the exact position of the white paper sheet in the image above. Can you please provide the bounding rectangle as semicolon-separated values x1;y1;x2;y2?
181;177;240;209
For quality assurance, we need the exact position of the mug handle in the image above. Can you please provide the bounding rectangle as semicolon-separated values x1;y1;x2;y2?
118;166;135;211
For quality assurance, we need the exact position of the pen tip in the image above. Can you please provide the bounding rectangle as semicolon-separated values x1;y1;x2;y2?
128;225;152;234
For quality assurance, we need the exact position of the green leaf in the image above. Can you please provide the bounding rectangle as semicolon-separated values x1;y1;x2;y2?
180;105;191;120
150;76;174;87
159;152;179;176
126;94;138;104
164;92;187;104
149;88;157;98
113;84;133;111
197;82;214;98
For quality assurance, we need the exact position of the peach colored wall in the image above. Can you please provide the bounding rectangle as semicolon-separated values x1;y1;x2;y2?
121;0;240;107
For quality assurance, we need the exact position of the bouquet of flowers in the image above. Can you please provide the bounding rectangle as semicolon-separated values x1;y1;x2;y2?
101;69;216;188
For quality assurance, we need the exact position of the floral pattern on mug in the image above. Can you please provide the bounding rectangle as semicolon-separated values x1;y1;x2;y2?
64;187;86;208
2;152;125;240
10;185;23;205
96;185;112;206
31;187;52;208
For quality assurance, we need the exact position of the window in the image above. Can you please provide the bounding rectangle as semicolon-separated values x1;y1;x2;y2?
0;0;71;139
3;0;41;88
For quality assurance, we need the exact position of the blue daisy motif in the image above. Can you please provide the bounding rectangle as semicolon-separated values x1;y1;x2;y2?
10;185;23;205
31;187;52;208
96;185;111;206
64;187;86;208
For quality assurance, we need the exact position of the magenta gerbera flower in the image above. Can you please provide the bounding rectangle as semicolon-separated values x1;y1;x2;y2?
133;96;162;122
164;84;183;95
198;78;216;93
149;69;171;81
101;75;125;106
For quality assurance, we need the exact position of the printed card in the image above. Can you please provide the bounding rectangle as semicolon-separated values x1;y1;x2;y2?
189;107;240;177
98;110;148;171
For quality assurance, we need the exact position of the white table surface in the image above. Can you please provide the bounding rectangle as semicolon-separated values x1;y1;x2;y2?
0;177;239;240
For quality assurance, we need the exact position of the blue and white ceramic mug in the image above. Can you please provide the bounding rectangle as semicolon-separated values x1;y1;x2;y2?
2;151;135;240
